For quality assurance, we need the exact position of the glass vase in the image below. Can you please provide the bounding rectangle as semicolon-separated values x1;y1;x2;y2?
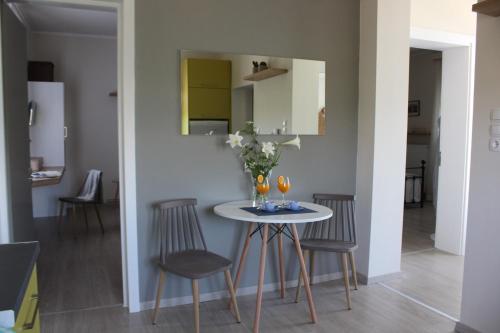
249;170;272;207
249;176;258;207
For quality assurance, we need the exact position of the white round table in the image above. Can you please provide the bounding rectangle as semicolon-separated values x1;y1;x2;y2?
213;200;333;332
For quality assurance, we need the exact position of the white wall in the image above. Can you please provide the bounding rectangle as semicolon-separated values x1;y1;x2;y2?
458;13;500;333
356;0;410;280
291;59;323;135
411;0;477;36
253;58;293;134
29;32;118;214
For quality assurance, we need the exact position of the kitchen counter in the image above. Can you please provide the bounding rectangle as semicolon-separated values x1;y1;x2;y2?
31;166;64;188
0;242;40;328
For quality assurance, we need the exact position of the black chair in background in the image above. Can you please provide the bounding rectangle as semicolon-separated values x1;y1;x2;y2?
57;169;105;238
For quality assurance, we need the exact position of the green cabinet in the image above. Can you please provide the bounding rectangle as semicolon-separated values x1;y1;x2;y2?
181;58;232;134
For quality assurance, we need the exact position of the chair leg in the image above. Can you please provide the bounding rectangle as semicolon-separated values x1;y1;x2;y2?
230;222;254;309
94;203;105;234
57;201;64;239
82;204;89;233
152;270;166;324
192;279;200;333
341;253;352;310
71;203;78;239
349;252;359;290
309;250;315;286
224;270;241;323
294;249;309;303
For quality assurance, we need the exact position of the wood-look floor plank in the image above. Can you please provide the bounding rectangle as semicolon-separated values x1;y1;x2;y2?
392;203;464;320
385;249;464;319
36;205;123;314
402;204;435;254
40;280;455;333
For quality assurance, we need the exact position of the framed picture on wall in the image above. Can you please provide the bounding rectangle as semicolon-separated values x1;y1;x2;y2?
408;100;421;117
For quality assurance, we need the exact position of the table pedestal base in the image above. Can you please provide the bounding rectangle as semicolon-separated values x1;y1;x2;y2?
230;222;318;332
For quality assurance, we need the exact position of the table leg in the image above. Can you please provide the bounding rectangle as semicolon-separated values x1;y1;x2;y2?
229;222;254;309
253;224;269;333
277;224;286;298
291;224;318;323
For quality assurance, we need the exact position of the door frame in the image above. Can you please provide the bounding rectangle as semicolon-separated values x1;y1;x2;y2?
410;27;475;255
0;0;140;312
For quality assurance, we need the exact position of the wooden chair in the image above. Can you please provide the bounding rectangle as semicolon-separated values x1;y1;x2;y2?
151;198;241;333
295;194;358;310
57;170;105;238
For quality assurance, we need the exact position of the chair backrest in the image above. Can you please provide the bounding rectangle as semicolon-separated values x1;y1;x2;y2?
76;169;103;202
302;194;357;244
154;198;207;261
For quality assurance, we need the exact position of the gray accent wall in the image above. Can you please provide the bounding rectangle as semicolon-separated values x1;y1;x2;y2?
135;0;360;302
1;3;34;242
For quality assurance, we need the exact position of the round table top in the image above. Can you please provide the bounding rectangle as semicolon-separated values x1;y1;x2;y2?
213;200;333;224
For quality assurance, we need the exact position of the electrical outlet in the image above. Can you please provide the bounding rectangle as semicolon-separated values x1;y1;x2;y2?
489;138;500;152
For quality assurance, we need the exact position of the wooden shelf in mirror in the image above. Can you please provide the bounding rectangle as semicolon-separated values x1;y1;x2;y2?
472;0;500;17
243;68;288;81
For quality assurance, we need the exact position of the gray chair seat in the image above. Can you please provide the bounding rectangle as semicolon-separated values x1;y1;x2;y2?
159;249;232;279
300;239;358;253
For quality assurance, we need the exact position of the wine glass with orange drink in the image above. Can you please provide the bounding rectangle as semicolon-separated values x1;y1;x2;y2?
277;176;291;207
255;174;270;206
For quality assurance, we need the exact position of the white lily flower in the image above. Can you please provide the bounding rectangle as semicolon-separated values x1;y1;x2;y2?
226;131;244;148
261;142;275;158
282;135;301;149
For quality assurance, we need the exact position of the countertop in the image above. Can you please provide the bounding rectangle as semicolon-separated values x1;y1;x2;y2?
0;242;40;325
31;166;65;188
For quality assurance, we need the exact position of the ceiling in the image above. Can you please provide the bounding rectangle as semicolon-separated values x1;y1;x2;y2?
10;2;117;37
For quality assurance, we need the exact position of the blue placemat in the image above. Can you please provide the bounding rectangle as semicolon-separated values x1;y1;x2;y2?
241;206;317;216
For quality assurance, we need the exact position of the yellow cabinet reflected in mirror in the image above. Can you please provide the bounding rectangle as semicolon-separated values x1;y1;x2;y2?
180;50;326;136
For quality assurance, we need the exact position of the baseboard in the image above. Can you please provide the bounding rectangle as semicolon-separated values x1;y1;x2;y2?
455;322;481;333
140;271;345;311
357;271;401;285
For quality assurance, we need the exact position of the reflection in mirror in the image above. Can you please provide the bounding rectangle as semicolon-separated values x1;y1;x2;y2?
180;50;326;136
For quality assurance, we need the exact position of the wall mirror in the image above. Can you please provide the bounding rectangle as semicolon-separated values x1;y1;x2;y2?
180;50;326;136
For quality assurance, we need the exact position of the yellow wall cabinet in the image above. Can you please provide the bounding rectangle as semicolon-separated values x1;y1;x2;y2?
181;58;232;134
14;265;40;333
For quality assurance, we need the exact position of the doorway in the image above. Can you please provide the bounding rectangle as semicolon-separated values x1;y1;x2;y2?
0;0;140;312
382;30;474;321
12;0;122;314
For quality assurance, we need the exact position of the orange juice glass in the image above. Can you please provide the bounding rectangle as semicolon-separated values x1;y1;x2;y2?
256;177;270;204
277;176;291;206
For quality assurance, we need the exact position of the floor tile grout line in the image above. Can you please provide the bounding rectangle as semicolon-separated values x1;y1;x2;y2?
402;247;435;257
40;303;124;317
378;282;459;322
